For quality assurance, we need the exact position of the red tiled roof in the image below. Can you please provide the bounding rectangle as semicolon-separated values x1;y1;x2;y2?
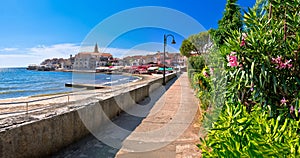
101;53;113;57
76;52;113;58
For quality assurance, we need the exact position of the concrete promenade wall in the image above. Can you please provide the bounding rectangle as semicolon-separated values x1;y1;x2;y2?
0;73;176;158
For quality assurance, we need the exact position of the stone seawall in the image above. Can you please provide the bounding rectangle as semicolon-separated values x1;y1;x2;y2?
0;73;176;158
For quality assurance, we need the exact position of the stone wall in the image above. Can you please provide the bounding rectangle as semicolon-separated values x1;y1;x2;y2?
0;73;176;158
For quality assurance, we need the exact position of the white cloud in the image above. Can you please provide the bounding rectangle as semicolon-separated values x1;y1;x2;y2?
0;48;19;52
0;43;80;67
28;43;80;59
27;43;155;59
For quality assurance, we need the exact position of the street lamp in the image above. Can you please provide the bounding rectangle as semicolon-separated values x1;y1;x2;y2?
163;34;176;85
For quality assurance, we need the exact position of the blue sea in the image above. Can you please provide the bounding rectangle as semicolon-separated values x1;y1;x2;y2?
0;68;138;100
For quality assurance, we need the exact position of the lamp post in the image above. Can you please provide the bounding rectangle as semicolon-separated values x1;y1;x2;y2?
163;34;176;85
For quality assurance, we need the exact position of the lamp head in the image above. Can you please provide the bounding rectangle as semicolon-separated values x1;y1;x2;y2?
171;39;176;44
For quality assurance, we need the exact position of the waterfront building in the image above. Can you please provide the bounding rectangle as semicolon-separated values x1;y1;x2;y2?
73;43;113;70
62;55;75;69
122;52;186;67
40;58;66;69
123;55;145;66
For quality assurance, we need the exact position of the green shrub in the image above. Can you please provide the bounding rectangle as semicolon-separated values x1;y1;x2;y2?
187;55;214;111
188;55;206;71
200;103;300;157
193;66;212;110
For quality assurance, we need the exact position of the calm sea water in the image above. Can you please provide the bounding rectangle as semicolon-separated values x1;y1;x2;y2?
0;68;137;100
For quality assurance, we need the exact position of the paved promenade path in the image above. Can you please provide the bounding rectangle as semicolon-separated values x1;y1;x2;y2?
54;72;201;158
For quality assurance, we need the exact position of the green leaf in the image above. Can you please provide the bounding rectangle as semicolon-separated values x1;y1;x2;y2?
233;109;242;118
251;61;255;79
279;119;288;132
273;116;281;135
237;117;248;124
226;104;232;118
272;75;277;93
266;124;271;134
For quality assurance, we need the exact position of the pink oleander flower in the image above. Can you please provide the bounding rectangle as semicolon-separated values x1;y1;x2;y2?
279;62;286;69
239;63;243;69
271;56;281;64
281;97;287;104
227;52;238;67
284;59;292;68
290;106;294;113
271;56;293;69
240;39;246;47
202;71;209;78
242;33;247;39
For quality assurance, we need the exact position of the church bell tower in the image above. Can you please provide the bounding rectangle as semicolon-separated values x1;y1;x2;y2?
94;43;99;53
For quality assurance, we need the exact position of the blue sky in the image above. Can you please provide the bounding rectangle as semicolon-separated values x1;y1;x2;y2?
0;0;255;67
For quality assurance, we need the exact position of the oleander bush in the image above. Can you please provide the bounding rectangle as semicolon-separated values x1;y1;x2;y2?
198;0;300;157
222;0;300;117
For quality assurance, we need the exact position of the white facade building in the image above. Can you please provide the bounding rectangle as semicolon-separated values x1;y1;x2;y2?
73;43;113;70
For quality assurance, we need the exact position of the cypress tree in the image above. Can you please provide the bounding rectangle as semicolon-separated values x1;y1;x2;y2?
211;0;243;47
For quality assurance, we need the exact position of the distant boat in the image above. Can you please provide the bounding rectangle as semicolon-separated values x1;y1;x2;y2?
96;67;109;73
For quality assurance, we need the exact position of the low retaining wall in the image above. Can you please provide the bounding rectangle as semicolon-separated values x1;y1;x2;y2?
0;73;176;158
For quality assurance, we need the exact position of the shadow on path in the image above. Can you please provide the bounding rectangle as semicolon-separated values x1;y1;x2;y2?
52;75;180;158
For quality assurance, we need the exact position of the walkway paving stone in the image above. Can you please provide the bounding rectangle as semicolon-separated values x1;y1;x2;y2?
116;72;201;158
53;72;201;158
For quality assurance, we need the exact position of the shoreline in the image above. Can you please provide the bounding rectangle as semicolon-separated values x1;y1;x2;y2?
0;73;162;117
55;69;95;73
0;69;144;102
0;73;145;102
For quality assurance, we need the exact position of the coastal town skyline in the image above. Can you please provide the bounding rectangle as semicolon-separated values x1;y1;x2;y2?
35;43;186;70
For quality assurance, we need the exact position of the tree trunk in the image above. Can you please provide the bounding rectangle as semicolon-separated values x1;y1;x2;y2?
284;9;287;41
268;2;272;20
